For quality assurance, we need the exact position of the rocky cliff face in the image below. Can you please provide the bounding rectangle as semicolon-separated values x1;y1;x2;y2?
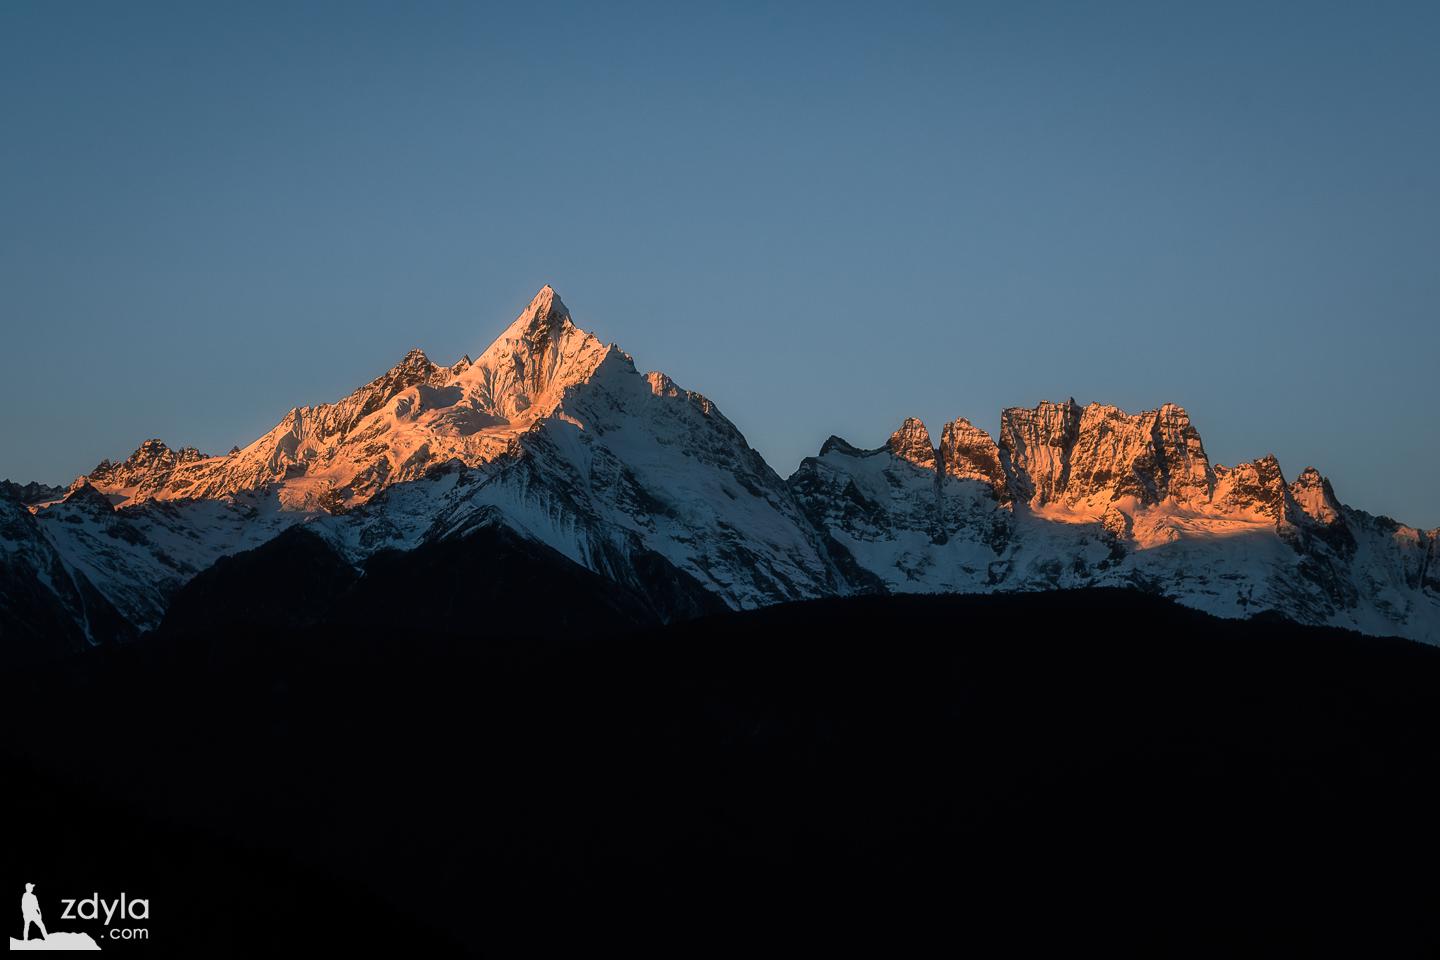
792;403;1438;642
998;399;1081;507
999;400;1214;509
939;418;1008;500
7;287;1437;647
1290;467;1346;527
83;439;208;502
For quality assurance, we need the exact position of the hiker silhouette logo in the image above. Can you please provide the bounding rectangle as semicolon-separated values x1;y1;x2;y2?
11;882;97;951
11;883;148;951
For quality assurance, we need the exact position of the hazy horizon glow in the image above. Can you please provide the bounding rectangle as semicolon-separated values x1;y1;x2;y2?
2;2;1437;526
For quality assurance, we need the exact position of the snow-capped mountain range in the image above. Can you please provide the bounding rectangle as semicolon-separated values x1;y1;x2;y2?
3;286;1437;648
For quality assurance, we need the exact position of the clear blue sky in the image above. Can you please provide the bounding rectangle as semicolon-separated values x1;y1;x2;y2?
2;1;1437;527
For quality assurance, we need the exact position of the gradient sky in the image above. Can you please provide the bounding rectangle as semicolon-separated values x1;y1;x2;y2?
2;1;1437;526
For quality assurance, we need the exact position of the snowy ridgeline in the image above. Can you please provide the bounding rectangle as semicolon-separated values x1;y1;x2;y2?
5;287;1437;647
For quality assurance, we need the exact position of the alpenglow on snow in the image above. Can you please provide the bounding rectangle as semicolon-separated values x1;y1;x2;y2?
4;286;1437;648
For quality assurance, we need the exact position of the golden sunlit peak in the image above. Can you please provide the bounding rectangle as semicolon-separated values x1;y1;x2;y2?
525;283;567;317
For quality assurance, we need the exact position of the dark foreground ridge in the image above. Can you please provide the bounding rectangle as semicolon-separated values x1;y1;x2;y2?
6;580;1439;952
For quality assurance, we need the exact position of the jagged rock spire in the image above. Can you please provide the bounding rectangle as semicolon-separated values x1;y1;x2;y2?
1213;454;1291;522
938;418;1008;499
887;418;936;469
1290;466;1344;526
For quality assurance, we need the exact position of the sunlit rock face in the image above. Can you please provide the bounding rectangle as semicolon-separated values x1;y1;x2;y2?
1290;466;1345;526
793;405;1439;643
997;400;1214;509
887;418;937;470
1212;455;1293;523
9;286;1439;646
82;438;208;503
999;399;1081;507
1062;402;1215;507
939;418;1008;500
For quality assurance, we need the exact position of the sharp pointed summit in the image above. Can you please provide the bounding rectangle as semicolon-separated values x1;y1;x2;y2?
533;283;566;315
506;284;573;341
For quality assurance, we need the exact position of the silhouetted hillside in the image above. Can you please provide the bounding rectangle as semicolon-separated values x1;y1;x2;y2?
6;587;1438;954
